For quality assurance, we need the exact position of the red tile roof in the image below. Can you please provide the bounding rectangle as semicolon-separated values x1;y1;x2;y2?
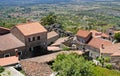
20;61;53;76
111;51;120;57
90;30;102;38
101;43;120;56
90;30;109;38
88;38;112;49
0;56;19;66
76;30;91;38
101;33;109;38
15;22;47;36
0;33;25;51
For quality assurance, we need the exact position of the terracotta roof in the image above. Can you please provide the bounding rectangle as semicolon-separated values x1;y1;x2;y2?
90;30;109;38
111;51;120;57
15;22;47;36
0;33;25;51
101;43;120;56
101;33;109;38
90;30;102;38
20;61;53;76
76;30;91;38
47;31;58;39
88;38;112;49
0;56;19;66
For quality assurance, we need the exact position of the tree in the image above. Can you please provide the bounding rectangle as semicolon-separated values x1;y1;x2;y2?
40;12;57;26
114;32;120;42
52;53;95;76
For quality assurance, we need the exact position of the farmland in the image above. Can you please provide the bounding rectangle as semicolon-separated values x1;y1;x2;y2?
0;1;120;33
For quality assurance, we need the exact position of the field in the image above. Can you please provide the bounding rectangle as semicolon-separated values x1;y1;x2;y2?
94;66;120;76
1;1;120;33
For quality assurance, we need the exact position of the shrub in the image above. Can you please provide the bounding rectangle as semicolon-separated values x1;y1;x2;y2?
52;53;95;76
105;63;112;70
114;33;120;42
63;46;70;51
104;57;110;63
97;57;104;67
0;66;5;73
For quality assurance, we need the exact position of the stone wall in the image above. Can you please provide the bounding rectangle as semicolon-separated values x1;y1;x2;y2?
0;46;25;58
86;45;100;59
47;35;59;45
111;56;120;63
11;27;25;43
25;32;47;57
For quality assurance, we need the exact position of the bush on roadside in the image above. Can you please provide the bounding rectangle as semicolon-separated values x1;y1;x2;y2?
0;66;5;73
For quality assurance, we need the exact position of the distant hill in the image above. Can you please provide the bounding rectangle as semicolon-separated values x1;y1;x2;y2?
0;0;120;6
0;0;70;6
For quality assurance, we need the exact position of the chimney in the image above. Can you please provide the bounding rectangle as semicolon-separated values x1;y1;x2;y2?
101;44;104;49
15;49;19;57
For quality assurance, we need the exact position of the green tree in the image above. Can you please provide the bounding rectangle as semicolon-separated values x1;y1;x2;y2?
40;12;57;26
52;53;95;76
114;32;120;42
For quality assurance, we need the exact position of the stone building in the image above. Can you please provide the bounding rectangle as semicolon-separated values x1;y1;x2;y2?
0;22;47;60
76;30;92;44
90;30;109;40
11;22;47;57
0;33;25;58
87;38;112;59
101;43;120;63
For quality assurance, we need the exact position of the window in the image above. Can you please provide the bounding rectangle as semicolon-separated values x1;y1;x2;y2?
4;53;10;57
109;33;112;35
18;51;22;55
28;37;36;42
33;37;35;41
37;36;40;40
28;38;31;42
29;47;34;51
44;42;46;45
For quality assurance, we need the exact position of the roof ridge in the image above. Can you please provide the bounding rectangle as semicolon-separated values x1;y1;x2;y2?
16;22;39;26
0;26;10;30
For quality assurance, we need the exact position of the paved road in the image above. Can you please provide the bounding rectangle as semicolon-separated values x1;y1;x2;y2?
22;51;83;63
6;67;24;76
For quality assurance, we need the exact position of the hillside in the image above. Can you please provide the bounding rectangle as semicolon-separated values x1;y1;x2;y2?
0;0;120;6
1;0;120;33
